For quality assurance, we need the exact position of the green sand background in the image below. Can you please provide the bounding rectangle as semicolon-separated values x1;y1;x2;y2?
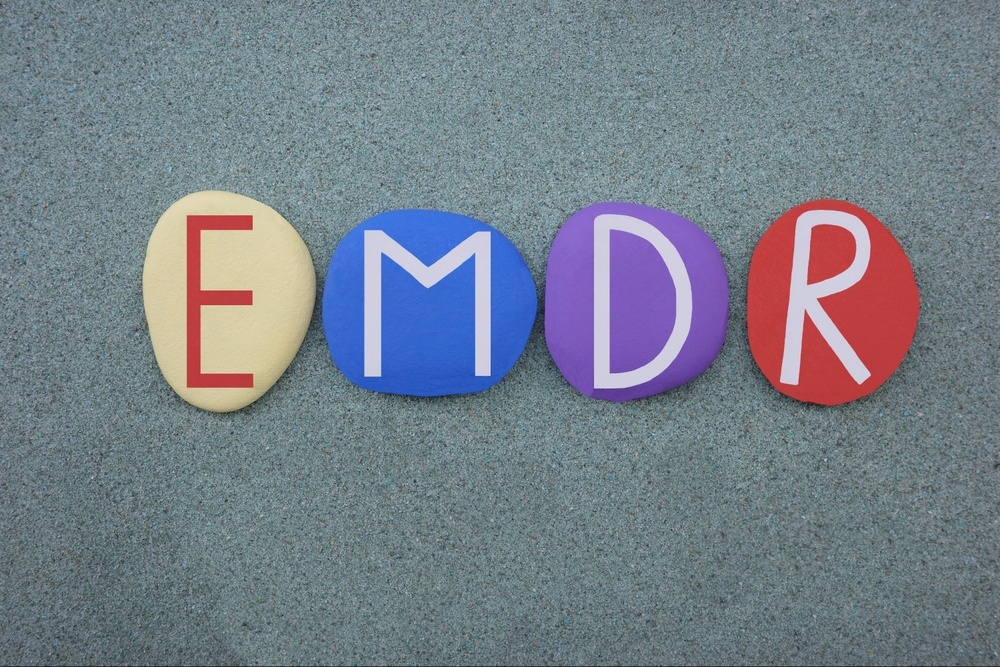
1;1;997;664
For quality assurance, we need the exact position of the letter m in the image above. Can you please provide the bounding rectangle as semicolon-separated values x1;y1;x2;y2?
363;230;491;377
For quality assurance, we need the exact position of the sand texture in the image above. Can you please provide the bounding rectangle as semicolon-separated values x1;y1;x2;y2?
1;1;997;664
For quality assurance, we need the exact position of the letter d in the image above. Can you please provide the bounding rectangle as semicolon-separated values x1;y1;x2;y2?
593;214;693;389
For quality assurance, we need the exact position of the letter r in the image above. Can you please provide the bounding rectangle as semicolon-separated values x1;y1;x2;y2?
363;230;491;378
186;215;254;388
780;210;872;386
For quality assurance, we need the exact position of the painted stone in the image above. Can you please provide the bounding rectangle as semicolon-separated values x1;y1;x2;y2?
545;202;729;402
143;191;315;412
323;209;536;396
747;199;919;405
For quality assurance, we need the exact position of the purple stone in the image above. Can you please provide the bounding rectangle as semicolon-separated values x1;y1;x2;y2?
544;202;729;402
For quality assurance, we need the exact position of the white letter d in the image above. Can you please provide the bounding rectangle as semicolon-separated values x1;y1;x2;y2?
593;214;693;389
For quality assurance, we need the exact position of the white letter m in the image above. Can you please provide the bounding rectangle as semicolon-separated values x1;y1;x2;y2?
363;230;491;378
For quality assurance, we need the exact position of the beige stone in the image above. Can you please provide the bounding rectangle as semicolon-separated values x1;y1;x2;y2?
143;191;314;412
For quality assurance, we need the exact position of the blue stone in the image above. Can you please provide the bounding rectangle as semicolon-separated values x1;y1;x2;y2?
323;210;537;396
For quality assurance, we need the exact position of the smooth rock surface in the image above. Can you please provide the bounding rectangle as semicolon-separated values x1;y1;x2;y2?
143;190;315;412
323;209;536;396
747;199;920;405
545;202;729;402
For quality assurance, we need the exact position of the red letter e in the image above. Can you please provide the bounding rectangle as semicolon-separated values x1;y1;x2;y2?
186;215;254;388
